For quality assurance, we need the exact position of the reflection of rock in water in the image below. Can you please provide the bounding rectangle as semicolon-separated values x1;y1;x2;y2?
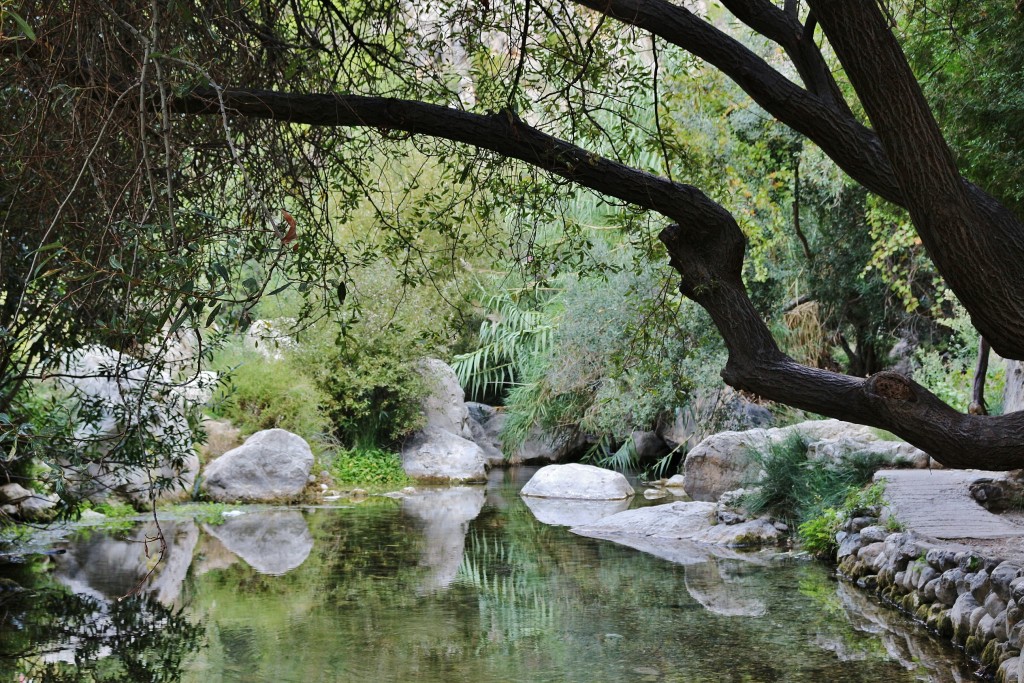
54;520;198;605
832;581;975;682
683;559;767;618
521;496;630;527
402;486;484;593
203;510;313;575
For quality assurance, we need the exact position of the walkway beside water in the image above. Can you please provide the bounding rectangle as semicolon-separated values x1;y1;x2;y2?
875;468;1024;544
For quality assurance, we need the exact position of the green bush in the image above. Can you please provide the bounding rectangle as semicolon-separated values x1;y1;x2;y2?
497;244;724;454
797;482;888;558
211;343;331;441
329;447;410;488
743;433;893;557
797;507;844;557
295;260;466;449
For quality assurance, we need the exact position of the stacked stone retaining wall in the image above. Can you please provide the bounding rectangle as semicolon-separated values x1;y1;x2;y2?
838;526;1024;682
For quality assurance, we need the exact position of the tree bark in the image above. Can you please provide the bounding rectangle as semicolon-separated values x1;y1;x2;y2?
807;0;1024;362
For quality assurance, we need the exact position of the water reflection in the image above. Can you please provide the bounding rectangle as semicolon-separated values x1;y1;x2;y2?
0;483;982;683
520;495;631;527
203;510;313;576
401;486;485;593
54;519;198;605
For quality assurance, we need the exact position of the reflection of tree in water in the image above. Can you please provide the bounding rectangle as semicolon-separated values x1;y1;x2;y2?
0;573;204;682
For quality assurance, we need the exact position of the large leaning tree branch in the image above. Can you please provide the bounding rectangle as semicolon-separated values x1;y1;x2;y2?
808;0;1024;363
170;88;1024;468
573;0;1024;360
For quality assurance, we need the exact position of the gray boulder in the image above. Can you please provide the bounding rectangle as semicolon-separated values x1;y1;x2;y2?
401;426;487;482
418;358;472;438
520;463;634;500
468;415;505;467
683;419;926;501
55;345;212;505
631;430;670;463
510;424;591;464
202;428;313;502
0;483;57;521
401;360;497;480
198;417;242;462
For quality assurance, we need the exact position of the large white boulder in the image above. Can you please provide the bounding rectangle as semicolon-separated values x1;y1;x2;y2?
55;345;213;505
520;463;634;500
401;426;487;482
418;358;472;438
401;359;501;481
202;429;313;502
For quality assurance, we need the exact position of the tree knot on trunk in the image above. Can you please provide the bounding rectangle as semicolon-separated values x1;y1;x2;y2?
865;371;916;402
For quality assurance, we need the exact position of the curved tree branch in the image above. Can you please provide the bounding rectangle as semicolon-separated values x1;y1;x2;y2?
572;0;902;203
808;0;1024;360
573;0;1024;360
171;88;737;233
718;0;852;116
171;88;1024;468
660;223;1024;469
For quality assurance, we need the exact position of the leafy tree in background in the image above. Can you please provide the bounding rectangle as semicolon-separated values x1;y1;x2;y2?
3;0;1024;469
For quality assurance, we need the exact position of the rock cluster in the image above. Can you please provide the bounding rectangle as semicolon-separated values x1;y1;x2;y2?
838;527;1024;682
0;483;57;521
683;418;935;501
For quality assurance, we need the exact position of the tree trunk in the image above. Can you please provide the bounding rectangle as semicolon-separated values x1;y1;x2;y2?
1005;360;1024;414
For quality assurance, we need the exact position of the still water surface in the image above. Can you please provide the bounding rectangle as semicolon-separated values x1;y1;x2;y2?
1;469;978;682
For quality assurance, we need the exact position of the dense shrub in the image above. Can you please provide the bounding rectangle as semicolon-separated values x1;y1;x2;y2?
743;433;894;556
211;343;331;441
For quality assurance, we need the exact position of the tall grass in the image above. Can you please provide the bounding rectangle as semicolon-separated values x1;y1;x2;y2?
742;432;891;528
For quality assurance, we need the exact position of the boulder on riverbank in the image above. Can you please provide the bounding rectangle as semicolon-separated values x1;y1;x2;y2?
401;426;487;482
520;463;634;500
401;360;487;481
571;501;783;548
54;344;213;505
466;402;506;467
202;428;313;502
683;419;934;501
0;483;57;522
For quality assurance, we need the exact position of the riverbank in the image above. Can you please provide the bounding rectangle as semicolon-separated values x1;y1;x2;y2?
837;468;1024;682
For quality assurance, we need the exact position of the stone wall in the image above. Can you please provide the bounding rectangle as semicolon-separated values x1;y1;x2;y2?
837;527;1024;682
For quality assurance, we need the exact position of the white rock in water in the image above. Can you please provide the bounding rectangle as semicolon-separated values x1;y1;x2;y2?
520;463;634;500
401;426;487;482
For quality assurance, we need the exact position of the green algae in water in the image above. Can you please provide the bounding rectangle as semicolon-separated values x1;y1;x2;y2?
1;475;978;683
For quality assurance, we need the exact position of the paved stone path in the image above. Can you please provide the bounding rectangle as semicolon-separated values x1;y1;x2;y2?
875;468;1024;540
